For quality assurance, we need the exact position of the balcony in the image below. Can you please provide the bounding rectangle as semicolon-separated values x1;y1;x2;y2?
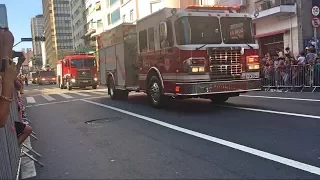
253;0;296;20
83;21;97;37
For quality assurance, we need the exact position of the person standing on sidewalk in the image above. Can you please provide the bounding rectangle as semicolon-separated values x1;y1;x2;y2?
24;75;28;86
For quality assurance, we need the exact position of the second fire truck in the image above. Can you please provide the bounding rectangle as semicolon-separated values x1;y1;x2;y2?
98;5;261;108
56;53;99;90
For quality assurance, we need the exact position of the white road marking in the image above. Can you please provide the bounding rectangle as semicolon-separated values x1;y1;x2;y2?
26;97;36;104
33;89;39;91
26;96;107;107
218;105;320;120
82;99;320;176
58;93;74;99
24;90;29;92
42;94;56;101
240;95;320;102
73;92;91;97
89;91;106;95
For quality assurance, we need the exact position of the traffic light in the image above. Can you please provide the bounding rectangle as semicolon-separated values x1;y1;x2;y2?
35;36;45;41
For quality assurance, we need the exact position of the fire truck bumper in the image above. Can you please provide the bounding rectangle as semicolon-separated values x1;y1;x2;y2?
70;80;98;87
172;79;261;96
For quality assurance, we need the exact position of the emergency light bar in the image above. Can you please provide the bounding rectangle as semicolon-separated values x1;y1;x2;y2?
185;5;240;13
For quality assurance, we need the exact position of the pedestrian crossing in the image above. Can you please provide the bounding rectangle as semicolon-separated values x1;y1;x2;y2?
25;90;108;105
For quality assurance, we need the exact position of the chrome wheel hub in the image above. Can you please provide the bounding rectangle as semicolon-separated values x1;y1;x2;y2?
150;82;160;103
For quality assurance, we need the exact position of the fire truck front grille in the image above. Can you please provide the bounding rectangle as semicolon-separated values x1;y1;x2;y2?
209;49;242;80
77;70;92;81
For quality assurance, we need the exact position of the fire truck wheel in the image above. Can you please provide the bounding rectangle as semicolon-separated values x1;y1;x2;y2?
209;95;229;104
147;76;166;108
67;82;72;91
92;85;97;89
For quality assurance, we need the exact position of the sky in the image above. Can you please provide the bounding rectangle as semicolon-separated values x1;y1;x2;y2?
1;0;43;51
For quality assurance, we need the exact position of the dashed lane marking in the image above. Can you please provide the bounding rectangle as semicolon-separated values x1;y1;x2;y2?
42;94;56;101
73;92;91;97
26;97;36;104
58;93;74;99
82;99;320;176
89;91;107;95
240;95;320;102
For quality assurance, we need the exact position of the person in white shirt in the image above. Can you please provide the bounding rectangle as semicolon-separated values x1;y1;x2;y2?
297;51;306;65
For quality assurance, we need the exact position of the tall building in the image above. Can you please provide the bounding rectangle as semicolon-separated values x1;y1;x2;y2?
21;48;33;73
42;0;73;67
71;0;85;51
215;0;320;56
31;14;44;68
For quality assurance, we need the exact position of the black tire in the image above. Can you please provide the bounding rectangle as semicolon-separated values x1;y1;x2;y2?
147;76;167;108
92;85;97;89
67;82;72;91
210;95;229;104
108;77;128;100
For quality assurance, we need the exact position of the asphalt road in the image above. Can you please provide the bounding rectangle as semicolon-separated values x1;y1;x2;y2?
21;84;320;179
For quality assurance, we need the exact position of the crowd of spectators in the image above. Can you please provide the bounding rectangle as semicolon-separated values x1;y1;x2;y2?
260;46;320;90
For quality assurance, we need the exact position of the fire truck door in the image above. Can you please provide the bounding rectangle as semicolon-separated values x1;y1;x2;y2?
124;35;138;87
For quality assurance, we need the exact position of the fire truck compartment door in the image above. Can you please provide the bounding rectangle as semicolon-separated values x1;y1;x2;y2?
124;35;138;87
99;48;107;85
115;43;126;87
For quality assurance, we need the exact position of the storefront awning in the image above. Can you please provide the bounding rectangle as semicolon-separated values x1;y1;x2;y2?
254;29;289;39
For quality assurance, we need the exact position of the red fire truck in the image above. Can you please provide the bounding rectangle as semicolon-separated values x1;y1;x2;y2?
56;52;98;90
98;5;261;108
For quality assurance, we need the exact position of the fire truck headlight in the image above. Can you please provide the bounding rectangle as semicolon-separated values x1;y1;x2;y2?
41;78;45;81
248;64;260;70
94;77;98;81
191;67;199;72
52;78;55;80
198;67;205;72
71;78;76;83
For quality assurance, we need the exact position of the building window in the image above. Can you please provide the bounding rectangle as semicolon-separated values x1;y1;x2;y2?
110;0;118;6
148;27;154;51
139;30;147;52
130;9;134;21
111;8;120;24
122;15;126;22
107;13;111;25
97;19;103;28
95;1;101;11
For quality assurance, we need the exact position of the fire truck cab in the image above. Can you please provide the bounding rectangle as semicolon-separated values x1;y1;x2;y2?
56;52;98;90
99;5;261;108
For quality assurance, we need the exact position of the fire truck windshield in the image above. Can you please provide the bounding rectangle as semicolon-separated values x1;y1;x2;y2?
39;71;55;76
220;17;254;44
71;59;96;68
175;16;222;45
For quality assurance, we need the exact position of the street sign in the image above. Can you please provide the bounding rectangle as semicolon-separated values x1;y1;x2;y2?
20;38;33;41
312;17;320;28
312;6;320;16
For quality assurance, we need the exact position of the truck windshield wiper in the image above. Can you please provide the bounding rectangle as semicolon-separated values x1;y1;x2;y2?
195;44;207;50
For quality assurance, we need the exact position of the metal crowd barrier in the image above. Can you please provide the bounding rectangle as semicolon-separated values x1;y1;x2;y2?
0;91;22;180
260;64;320;92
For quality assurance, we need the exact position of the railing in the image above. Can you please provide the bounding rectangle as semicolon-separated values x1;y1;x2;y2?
0;91;22;180
260;64;320;92
254;0;296;11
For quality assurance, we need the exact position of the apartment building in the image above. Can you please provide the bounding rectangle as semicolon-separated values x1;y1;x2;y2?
216;0;320;56
42;0;73;67
83;0;106;50
30;14;44;69
71;0;85;50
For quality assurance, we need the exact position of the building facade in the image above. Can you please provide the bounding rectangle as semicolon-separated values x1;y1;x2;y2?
31;14;44;69
42;0;73;67
71;0;85;50
215;0;320;56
